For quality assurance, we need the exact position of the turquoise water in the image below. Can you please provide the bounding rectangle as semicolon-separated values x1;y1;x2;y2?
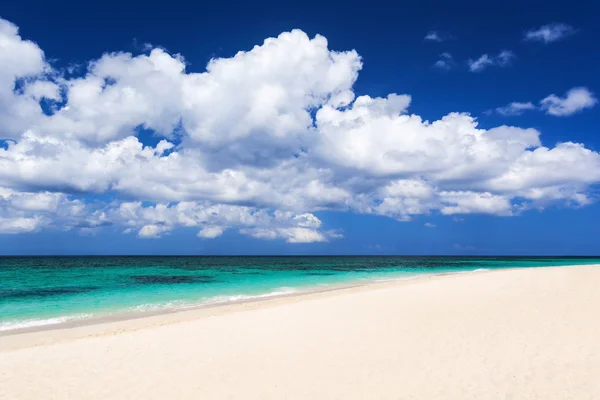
1;256;599;331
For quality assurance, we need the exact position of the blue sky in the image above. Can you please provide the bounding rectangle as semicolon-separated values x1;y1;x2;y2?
0;0;599;255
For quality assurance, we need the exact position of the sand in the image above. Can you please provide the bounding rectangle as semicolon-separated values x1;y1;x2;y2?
1;265;600;399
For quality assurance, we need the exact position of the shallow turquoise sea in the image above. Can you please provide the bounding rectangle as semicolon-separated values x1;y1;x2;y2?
1;256;599;331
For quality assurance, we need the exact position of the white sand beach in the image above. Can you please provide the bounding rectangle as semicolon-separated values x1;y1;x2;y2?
1;265;600;399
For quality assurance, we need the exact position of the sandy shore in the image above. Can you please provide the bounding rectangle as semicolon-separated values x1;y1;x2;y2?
1;265;600;399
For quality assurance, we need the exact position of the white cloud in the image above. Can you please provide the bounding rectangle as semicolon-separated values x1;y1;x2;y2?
492;102;536;116
424;222;436;228
0;18;56;140
111;201;334;242
540;87;598;116
525;23;576;43
433;53;454;70
489;88;597;117
0;17;599;240
315;108;540;180
496;50;514;66
0;216;42;234
11;29;361;169
197;226;224;239
0;187;96;233
279;227;327;243
424;31;442;42
424;31;452;42
481;142;600;196
468;50;515;72
138;224;170;238
468;54;493;72
439;192;513;216
241;227;329;243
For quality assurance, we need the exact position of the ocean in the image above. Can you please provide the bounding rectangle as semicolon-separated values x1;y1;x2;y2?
1;256;599;332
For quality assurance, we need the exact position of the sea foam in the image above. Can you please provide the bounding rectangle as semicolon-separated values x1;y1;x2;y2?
204;287;298;305
0;313;92;332
126;287;299;313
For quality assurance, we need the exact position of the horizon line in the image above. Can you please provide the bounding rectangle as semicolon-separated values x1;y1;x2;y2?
1;254;599;258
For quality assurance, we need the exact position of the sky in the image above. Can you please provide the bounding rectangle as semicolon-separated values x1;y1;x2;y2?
0;0;599;255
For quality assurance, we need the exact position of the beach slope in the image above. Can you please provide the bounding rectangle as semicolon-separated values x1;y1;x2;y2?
2;265;600;399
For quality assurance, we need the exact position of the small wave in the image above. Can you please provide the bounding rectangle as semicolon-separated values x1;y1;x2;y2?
450;268;492;275
0;313;93;332
204;287;298;305
127;300;197;313
126;287;299;313
373;274;430;283
376;268;490;282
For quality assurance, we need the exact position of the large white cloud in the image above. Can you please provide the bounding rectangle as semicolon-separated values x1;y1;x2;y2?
28;30;362;169
0;17;599;241
0;19;58;140
315;103;542;182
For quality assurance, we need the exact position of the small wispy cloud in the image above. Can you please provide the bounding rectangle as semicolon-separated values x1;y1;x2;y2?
133;38;155;52
454;243;475;251
424;31;452;42
66;63;82;75
496;50;514;66
424;222;436;228
424;31;442;41
468;50;515;72
525;23;576;43
468;54;493;72
489;101;537;116
487;87;597;117
433;52;455;70
540;87;597;116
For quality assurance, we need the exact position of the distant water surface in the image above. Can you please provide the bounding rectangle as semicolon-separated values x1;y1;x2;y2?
1;256;599;332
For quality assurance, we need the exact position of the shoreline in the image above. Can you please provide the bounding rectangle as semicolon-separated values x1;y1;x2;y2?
0;264;594;349
0;268;474;338
0;267;502;349
2;264;600;399
3;259;599;337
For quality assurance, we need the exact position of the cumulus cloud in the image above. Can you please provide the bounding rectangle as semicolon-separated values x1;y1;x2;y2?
439;191;513;216
0;216;41;234
197;226;224;239
138;224;171;238
0;187;98;233
0;17;599;240
112;202;335;242
0;19;56;140
424;222;436;228
525;23;576;43
468;50;515;72
241;227;329;243
540;87;597;116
